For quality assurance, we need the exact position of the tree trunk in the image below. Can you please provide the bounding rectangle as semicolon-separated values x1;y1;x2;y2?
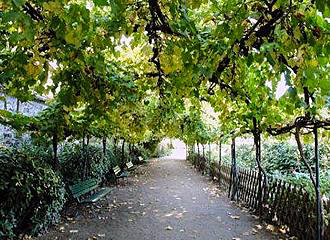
229;137;238;201
197;142;200;156
16;99;20;113
252;117;268;216
218;140;222;185
219;141;222;167
102;137;107;155
113;138;117;156
52;133;58;170
202;144;205;159
314;127;323;240
4;96;7;110
121;139;126;168
197;142;200;168
82;133;87;180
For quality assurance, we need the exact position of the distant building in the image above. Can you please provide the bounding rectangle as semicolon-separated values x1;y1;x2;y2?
0;93;48;141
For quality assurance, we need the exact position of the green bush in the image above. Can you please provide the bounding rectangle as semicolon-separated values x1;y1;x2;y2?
221;144;255;169
262;142;299;174
263;142;329;175
0;145;65;239
59;143;116;184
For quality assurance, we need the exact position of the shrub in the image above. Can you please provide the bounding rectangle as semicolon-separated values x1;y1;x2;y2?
220;144;255;169
0;145;65;239
59;143;115;184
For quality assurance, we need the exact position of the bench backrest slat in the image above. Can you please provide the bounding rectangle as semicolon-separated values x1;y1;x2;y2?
69;179;100;197
71;185;99;198
113;166;121;175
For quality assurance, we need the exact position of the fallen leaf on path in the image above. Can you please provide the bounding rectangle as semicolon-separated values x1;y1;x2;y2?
256;224;263;230
266;224;275;231
87;237;97;240
165;226;173;230
279;228;287;234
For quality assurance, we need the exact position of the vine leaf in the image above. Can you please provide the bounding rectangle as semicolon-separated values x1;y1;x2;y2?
12;0;27;7
93;0;109;7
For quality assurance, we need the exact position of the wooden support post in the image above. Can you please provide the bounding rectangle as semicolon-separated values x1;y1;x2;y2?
314;126;323;240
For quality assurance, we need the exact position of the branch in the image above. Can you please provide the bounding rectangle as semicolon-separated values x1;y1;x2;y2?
210;2;285;85
23;2;43;22
294;126;317;189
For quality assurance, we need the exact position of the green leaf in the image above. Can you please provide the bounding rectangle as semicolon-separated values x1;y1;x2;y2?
246;55;253;67
320;79;330;95
12;0;27;7
93;0;108;6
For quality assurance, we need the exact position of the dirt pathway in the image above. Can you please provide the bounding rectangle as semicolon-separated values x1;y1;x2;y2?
40;158;279;240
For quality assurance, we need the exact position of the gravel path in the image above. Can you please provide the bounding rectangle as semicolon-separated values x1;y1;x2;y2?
40;158;279;240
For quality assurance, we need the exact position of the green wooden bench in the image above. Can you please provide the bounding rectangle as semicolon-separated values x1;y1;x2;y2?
113;165;128;183
69;178;112;203
138;156;148;164
126;161;136;171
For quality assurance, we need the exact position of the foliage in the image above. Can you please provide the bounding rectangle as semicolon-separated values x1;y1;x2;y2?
59;142;115;184
0;145;65;239
220;141;330;196
0;0;329;237
263;142;330;174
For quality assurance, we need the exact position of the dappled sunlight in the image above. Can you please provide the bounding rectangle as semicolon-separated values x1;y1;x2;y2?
161;139;186;160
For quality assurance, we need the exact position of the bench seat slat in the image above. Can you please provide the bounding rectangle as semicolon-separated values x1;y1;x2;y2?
118;171;128;178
